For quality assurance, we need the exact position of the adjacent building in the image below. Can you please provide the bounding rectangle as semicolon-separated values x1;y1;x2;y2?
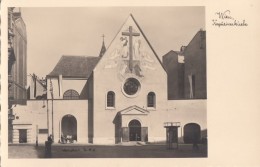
163;30;206;100
8;8;27;143
8;8;27;105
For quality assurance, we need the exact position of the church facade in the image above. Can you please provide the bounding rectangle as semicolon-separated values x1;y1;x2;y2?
11;14;207;144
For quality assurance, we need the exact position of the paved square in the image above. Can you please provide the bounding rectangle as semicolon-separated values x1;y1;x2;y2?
9;143;207;158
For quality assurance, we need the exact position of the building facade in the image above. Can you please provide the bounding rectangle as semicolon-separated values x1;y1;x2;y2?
183;30;207;99
8;8;27;143
8;8;27;105
163;30;206;100
11;14;207;145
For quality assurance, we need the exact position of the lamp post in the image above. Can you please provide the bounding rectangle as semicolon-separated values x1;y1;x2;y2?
47;100;49;136
50;80;54;142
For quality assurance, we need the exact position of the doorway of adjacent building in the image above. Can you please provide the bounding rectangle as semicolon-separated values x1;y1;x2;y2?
61;114;77;142
19;129;27;143
183;123;201;144
129;119;141;141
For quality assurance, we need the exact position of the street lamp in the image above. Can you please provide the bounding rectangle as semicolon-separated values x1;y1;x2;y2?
50;79;54;142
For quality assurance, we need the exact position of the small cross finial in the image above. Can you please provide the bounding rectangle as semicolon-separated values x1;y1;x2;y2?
99;34;106;57
101;34;105;43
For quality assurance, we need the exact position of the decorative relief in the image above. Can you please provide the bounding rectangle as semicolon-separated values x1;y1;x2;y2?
104;25;156;81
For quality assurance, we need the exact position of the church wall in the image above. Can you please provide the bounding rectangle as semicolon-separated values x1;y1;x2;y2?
47;77;88;99
121;115;149;127
91;15;169;144
49;100;88;143
62;79;88;98
93;59;168;144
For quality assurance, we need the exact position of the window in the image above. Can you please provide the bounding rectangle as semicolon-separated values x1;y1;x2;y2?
123;78;140;96
107;91;115;107
63;89;79;99
39;129;48;134
147;92;156;108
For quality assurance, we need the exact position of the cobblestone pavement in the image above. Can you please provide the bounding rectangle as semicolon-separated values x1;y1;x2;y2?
9;143;207;158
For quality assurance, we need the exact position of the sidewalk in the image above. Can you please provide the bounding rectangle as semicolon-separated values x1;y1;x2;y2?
9;143;207;158
9;144;40;158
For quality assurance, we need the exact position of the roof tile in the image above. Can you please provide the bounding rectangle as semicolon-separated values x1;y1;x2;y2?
48;55;100;78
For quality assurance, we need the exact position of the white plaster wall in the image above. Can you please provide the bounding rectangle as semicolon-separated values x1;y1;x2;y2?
121;115;149;127
47;77;87;99
49;100;88;143
91;16;169;143
12;100;89;144
62;79;87;96
90;92;206;145
145;100;206;143
167;99;207;131
93;65;168;144
12;100;48;143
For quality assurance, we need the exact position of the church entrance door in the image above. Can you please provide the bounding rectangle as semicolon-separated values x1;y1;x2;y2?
129;119;141;141
61;115;77;143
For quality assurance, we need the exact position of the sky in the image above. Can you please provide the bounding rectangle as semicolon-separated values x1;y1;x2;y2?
21;7;205;78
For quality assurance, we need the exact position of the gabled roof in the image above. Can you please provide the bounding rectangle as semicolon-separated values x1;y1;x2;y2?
93;14;167;73
118;105;149;115
48;55;100;78
130;14;166;72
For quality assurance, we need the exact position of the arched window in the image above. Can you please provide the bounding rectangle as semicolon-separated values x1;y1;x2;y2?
147;92;156;107
107;91;115;107
63;89;79;99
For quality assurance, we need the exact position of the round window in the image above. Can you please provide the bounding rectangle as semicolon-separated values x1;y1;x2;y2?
123;78;140;96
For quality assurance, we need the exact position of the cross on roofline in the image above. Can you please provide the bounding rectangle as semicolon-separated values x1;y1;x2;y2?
101;34;105;43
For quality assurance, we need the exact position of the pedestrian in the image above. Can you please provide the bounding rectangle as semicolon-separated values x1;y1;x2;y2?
45;135;53;158
61;134;64;144
48;134;53;142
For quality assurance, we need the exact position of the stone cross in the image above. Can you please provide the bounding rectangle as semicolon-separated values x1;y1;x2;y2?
122;26;140;72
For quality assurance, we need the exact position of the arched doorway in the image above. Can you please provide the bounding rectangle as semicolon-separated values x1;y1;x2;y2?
129;119;141;141
61;115;77;142
183;123;201;144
